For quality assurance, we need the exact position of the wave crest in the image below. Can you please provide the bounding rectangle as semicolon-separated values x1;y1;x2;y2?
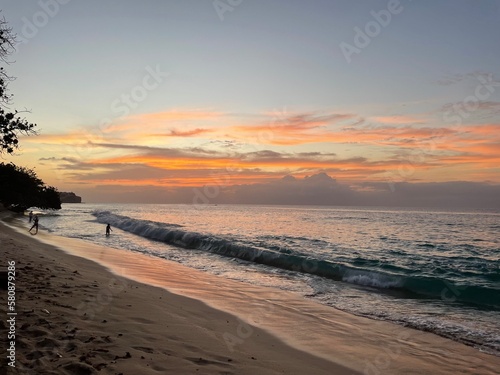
92;210;500;309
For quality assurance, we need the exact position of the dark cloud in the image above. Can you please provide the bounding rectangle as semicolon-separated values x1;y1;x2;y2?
164;128;213;137
39;157;80;163
91;143;224;157
70;143;344;164
77;173;500;210
39;157;98;171
297;152;337;158
244;150;283;159
91;142;159;151
360;181;500;209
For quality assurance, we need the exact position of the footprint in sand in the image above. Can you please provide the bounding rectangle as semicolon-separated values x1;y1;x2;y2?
62;362;97;375
131;346;155;354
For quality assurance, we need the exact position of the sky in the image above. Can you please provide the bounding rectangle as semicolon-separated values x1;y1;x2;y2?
1;0;500;207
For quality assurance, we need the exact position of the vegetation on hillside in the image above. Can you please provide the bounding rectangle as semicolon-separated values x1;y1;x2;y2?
0;163;61;211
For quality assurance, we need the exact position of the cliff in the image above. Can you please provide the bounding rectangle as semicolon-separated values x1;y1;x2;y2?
59;192;82;203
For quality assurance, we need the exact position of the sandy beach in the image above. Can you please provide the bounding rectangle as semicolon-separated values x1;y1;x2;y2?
1;217;500;375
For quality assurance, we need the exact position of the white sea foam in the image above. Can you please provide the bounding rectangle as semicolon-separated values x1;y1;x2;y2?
342;271;401;288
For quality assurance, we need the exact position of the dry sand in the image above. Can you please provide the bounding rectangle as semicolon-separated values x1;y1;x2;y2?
1;217;500;375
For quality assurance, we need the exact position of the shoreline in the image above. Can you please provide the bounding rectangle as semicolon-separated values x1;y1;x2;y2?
2;217;500;374
0;217;357;374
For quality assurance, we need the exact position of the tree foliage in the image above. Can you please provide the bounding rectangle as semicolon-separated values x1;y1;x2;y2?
0;162;61;211
0;14;37;154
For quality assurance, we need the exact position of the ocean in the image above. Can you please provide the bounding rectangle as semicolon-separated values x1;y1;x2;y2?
32;203;500;356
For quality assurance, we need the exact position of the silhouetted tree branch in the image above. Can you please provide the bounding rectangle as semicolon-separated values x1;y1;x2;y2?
0;14;37;154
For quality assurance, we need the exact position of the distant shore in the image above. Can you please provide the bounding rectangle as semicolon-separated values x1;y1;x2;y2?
1;216;499;374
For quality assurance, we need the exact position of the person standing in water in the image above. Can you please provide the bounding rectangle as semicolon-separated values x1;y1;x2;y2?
106;224;112;236
29;214;39;234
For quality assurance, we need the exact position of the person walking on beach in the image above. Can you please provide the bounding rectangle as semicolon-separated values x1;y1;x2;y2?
106;224;112;236
29;214;39;234
28;211;33;223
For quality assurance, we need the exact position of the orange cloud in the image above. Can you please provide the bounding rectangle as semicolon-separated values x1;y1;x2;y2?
105;109;225;134
18;106;500;188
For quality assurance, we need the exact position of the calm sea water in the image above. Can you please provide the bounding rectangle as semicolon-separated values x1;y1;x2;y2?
34;203;500;356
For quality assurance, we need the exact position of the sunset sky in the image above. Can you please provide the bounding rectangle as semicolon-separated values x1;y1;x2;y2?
2;0;500;206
